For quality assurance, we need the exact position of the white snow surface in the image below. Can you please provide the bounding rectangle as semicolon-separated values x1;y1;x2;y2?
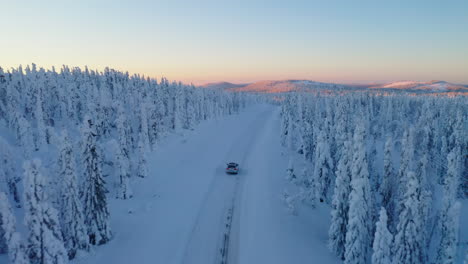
381;81;423;88
72;104;339;264
376;80;467;91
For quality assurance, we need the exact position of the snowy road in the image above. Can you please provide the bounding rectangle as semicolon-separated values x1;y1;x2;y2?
76;104;339;264
180;106;271;264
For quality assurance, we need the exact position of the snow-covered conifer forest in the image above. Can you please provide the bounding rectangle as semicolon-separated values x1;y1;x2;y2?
0;65;250;264
280;91;467;264
0;65;466;264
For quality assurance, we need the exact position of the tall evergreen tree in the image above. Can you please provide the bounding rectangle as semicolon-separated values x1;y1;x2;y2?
34;87;47;150
436;151;461;264
451;109;466;198
0;194;7;254
173;86;182;132
329;139;352;260
302;119;314;162
23;159;68;264
81;117;112;245
393;171;423;264
304;167;317;207
396;128;414;218
0;137;21;207
286;112;294;151
17;114;34;158
280;103;289;147
314;129;333;203
380;136;395;229
137;135;149;178
0;192;29;264
438;135;448;184
139;101;150;149
344;123;372;264
57;131;89;259
116;103;132;153
115;143;133;199
415;128;432;262
115;105;133;199
371;207;392;264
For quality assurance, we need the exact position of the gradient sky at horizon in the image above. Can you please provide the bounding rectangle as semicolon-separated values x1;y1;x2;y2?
1;0;467;85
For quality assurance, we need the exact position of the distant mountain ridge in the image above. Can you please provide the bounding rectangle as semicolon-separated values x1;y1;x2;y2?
232;80;345;93
200;79;468;94
368;80;467;91
200;80;345;93
200;82;248;90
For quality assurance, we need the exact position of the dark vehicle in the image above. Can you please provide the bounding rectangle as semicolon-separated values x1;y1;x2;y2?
226;162;239;174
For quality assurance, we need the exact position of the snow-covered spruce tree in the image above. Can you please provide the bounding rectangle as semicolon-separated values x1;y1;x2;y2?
81;117;112;245
415;127;432;261
177;85;188;130
304;167;317;207
34;86;47;151
286;112;295;151
0;137;21;207
393;171;423;264
438;135;449;184
184;89;196;130
301;118;314;162
296;94;305;155
115;143;133;199
0;68;7;118
115;104;133;199
324;105;337;176
329;139;352;260
97;87;113;139
280;102;289;147
0;192;29;264
139;101;151;149
380;136;395;229
333;100;349;162
451;109;466;198
396;128;414;218
17;114;34;158
436;150;461;264
85;83;104;139
137;135;149;178
314;129;333;203
116;103;132;153
23;159;68;264
368;137;379;210
0;193;7;254
4;75;19;127
344;122;372;264
371;207;392;264
172;84;182;132
148;89;166;147
57;131;89;259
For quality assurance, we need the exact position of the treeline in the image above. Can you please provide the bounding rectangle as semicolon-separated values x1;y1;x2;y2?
280;92;466;264
0;64;250;263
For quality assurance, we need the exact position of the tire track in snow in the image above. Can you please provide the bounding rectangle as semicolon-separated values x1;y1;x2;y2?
219;206;234;264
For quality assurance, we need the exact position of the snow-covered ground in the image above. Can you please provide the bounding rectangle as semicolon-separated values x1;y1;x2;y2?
72;104;339;264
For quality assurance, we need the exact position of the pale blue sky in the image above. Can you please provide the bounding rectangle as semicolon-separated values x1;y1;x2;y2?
1;0;467;84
